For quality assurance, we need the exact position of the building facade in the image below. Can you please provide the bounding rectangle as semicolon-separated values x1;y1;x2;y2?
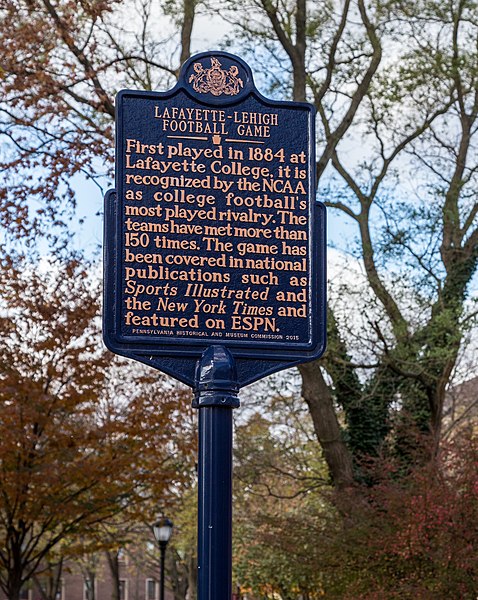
1;554;175;600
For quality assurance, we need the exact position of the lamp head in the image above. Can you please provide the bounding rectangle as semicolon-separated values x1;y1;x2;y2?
152;517;174;548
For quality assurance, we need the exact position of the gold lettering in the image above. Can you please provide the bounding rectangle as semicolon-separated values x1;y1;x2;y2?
121;103;312;342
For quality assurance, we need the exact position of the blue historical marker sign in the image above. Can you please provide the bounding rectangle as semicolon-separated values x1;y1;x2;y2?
103;51;326;387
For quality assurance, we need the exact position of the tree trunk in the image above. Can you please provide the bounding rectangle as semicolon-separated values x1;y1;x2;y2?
186;553;197;599
168;550;189;600
85;569;96;600
292;0;306;102
298;361;354;490
106;551;121;600
179;0;196;67
3;542;23;600
5;576;23;600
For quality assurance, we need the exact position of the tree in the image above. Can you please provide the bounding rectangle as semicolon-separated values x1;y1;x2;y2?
53;357;197;600
0;253;196;600
0;0;196;243
213;0;478;484
0;253;108;598
323;0;478;462
232;384;331;599
317;432;478;599
232;384;478;598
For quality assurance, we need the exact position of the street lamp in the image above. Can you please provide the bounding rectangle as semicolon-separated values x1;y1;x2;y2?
152;517;173;600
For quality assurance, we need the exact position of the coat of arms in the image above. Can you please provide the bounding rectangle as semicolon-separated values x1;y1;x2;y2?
189;57;244;96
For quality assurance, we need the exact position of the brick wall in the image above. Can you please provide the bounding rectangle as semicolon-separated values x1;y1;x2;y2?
0;556;175;600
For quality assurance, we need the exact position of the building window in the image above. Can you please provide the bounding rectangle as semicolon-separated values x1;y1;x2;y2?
146;578;158;600
119;579;128;600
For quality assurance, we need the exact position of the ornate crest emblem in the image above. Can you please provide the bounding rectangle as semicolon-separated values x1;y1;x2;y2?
189;57;243;96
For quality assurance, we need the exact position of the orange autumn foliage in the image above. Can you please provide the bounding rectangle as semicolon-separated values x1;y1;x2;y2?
0;254;196;599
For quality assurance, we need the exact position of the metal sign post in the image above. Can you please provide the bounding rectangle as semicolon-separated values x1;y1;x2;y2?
194;345;239;598
103;51;326;599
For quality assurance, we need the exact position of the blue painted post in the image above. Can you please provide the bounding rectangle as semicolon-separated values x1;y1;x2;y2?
193;345;240;600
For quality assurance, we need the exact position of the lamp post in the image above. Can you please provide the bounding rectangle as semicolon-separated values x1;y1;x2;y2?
152;517;173;600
